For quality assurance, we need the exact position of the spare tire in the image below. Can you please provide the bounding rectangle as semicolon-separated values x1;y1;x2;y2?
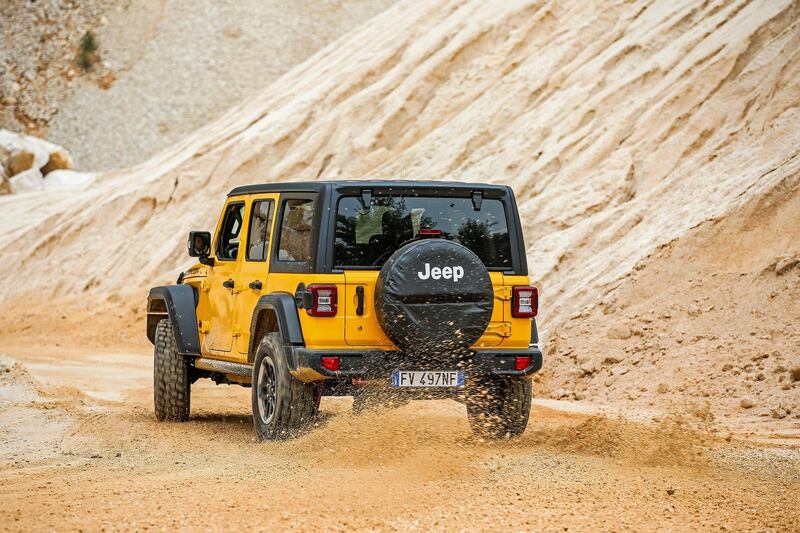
374;239;494;355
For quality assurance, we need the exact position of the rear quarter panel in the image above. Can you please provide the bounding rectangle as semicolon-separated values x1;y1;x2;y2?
266;272;345;349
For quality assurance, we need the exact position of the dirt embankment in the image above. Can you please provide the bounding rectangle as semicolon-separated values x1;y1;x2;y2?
545;165;800;435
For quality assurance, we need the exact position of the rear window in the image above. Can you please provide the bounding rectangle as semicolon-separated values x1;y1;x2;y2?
277;198;315;263
334;195;511;268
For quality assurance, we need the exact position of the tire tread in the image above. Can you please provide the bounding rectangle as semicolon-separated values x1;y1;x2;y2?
154;319;190;421
252;333;316;440
466;376;531;438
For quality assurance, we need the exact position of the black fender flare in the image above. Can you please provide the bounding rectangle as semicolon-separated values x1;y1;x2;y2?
147;285;200;355
247;292;305;362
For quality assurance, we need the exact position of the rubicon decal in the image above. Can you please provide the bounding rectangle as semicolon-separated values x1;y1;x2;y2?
417;263;464;282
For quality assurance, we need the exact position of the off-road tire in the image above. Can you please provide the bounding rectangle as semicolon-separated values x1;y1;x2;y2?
251;332;316;441
466;377;531;438
153;319;191;421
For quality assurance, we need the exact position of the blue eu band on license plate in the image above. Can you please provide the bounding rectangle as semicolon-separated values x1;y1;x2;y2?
391;370;464;388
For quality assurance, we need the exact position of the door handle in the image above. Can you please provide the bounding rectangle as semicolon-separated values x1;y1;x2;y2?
222;279;235;290
356;286;365;316
249;280;263;291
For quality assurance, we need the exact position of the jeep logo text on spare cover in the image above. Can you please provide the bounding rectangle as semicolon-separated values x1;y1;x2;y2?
417;263;464;282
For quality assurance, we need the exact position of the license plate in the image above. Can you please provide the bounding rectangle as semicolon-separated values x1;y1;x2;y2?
391;370;464;388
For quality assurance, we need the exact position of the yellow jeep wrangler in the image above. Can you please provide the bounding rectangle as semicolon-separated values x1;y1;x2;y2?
146;181;541;440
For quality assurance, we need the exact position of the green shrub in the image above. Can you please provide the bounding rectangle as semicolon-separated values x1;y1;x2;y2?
77;31;99;71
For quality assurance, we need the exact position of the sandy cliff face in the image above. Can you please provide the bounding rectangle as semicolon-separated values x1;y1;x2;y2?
546;168;800;422
1;0;798;417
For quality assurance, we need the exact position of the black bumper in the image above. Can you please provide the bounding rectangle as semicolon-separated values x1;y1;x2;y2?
287;345;543;381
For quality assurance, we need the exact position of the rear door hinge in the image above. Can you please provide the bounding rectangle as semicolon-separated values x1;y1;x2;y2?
198;320;210;334
485;322;512;337
494;287;512;301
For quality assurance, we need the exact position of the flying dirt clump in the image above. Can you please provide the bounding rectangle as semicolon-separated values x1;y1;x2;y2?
517;413;712;468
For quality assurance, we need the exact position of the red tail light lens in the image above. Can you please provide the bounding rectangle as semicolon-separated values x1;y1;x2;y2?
511;286;538;318
418;229;443;237
307;284;338;317
321;356;340;371
515;355;532;371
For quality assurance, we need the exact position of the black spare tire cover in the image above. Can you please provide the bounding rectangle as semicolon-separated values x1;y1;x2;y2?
374;239;494;355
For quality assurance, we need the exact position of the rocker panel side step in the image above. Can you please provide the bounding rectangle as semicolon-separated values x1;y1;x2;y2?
193;358;252;377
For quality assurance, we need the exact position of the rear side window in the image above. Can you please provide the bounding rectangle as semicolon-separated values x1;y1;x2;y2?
217;202;245;260
277;198;315;262
335;195;511;268
246;200;274;261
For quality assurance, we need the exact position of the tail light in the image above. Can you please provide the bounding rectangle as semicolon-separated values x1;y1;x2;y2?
511;286;538;318
418;229;443;237
514;355;532;371
321;356;340;371
306;284;338;317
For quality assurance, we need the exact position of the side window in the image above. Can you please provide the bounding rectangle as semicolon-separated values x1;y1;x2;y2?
246;200;274;261
277;198;315;262
216;203;245;260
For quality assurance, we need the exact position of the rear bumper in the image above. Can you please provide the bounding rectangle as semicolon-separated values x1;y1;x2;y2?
287;345;543;382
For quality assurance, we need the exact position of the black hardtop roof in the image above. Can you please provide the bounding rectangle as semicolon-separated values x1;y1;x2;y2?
227;180;512;197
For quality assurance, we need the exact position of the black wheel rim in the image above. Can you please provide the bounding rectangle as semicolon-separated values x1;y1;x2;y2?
257;357;277;425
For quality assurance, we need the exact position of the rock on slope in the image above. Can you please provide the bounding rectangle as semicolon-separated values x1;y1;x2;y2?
0;129;92;194
0;0;798;417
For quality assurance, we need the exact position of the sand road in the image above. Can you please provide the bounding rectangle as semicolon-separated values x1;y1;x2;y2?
0;342;798;532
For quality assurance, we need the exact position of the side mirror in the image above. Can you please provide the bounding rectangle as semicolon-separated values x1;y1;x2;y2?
188;231;214;265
